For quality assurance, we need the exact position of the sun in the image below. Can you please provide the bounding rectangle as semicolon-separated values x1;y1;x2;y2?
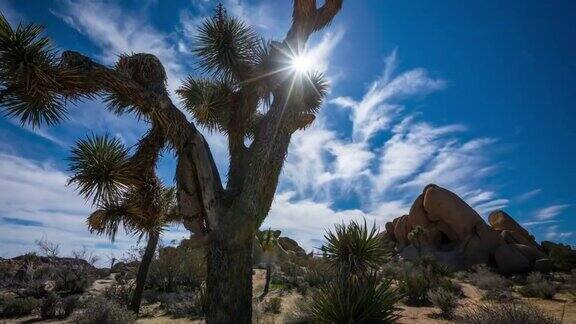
291;54;314;73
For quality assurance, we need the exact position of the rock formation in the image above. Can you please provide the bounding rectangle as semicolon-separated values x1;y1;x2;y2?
383;184;554;273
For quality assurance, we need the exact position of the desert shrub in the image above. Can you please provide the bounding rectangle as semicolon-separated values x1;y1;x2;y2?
40;292;58;319
303;263;334;289
468;265;511;291
454;270;469;281
308;274;401;323
263;297;282;314
518;272;557;299
147;245;205;292
287;296;313;323
437;277;463;297
381;260;408;280
461;302;560;324
415;255;452;278
41;292;78;319
483;289;515;302
428;287;458;319
22;280;51;298
0;263;16;285
399;268;432;306
0;296;40;318
55;266;90;294
103;284;133;307
157;288;206;319
75;297;135;324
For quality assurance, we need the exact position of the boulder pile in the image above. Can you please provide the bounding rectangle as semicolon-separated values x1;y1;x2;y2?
383;184;554;273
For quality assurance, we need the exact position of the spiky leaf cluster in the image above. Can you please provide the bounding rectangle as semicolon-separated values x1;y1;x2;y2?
323;220;387;276
88;186;181;241
308;273;401;323
177;78;232;132
256;228;279;253
105;53;168;116
194;7;259;82
0;14;67;126
68;135;133;205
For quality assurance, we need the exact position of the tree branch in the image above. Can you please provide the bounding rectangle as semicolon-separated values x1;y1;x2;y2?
60;51;224;232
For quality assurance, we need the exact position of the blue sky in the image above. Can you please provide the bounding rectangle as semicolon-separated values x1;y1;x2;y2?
0;0;574;261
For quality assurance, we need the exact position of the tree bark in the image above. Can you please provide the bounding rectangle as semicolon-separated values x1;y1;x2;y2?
261;263;272;299
130;232;159;314
206;236;253;324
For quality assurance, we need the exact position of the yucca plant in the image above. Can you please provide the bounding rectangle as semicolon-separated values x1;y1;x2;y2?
69;133;182;314
0;1;344;321
324;220;387;276
308;273;400;323
307;220;401;323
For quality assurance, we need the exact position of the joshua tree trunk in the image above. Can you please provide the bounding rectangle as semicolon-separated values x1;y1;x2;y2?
206;235;254;323
261;263;272;299
130;232;159;314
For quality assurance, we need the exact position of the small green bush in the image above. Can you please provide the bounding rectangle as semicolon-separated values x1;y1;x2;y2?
400;269;431;306
428;287;458;319
157;289;206;319
103;284;133;306
518;272;557;299
483;289;514;302
468;265;511;291
41;292;78;319
263;297;282;314
147;244;206;292
55;266;90;294
75;297;135;324
461;302;560;324
437;277;463;297
0;296;40;318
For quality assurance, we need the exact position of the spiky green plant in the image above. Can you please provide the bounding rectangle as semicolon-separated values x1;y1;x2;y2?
324;220;387;276
308;274;401;323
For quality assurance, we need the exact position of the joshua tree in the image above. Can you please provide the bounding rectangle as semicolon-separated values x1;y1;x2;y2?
69;134;182;314
0;1;343;321
256;228;283;299
408;225;425;257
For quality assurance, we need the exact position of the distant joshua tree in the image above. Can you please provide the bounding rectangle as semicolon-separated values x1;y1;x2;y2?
256;228;284;299
0;1;343;321
69;134;181;314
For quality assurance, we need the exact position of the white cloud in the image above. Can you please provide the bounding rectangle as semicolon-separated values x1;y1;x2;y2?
263;192;375;251
54;0;186;94
515;189;542;202
545;225;574;241
0;153;187;264
534;204;570;220
332;50;446;142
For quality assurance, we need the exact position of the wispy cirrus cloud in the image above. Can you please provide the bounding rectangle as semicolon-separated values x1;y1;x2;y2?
53;0;187;94
534;204;571;220
515;188;542;202
274;49;511;251
545;225;574;241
